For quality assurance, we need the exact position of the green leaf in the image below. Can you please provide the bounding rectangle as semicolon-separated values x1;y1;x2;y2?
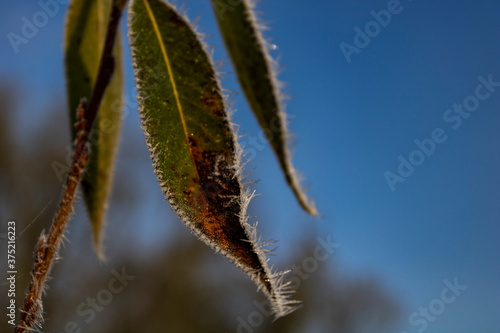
211;0;317;215
128;0;297;317
64;0;124;255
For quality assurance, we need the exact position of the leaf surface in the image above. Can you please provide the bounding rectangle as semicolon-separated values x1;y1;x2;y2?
212;0;317;215
128;0;297;317
64;0;124;254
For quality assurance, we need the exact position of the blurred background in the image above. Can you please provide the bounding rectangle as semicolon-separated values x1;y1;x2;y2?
1;0;499;332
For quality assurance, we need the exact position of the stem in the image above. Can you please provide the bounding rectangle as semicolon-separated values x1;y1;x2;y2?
14;1;126;331
85;0;127;134
15;101;89;332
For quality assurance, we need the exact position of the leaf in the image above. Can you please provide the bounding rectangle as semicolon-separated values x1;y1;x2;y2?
211;0;317;215
64;0;124;255
128;0;297;317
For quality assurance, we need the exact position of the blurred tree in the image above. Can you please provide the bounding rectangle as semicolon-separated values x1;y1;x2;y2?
0;83;401;333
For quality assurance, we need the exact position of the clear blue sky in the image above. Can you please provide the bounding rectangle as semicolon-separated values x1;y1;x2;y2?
1;1;499;332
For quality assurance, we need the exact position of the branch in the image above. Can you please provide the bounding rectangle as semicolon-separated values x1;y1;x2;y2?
15;101;89;332
85;0;127;134
15;1;126;331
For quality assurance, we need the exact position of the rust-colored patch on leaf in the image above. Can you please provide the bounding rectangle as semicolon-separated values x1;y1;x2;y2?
187;136;272;293
130;0;296;316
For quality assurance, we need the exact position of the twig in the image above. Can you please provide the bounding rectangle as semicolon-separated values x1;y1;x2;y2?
15;101;89;332
85;0;127;134
14;1;126;331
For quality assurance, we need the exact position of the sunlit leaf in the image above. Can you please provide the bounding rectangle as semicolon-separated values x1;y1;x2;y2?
64;0;124;254
128;0;297;317
211;0;317;215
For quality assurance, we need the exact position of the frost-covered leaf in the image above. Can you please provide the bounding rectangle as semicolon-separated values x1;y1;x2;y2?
128;0;297;317
212;0;317;215
64;0;124;254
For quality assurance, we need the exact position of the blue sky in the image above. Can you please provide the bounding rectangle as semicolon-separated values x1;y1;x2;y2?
1;0;499;332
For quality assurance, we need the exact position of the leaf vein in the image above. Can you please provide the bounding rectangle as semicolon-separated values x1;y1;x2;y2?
141;0;200;181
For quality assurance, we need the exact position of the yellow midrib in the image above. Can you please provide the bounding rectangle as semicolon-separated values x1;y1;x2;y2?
142;0;200;181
